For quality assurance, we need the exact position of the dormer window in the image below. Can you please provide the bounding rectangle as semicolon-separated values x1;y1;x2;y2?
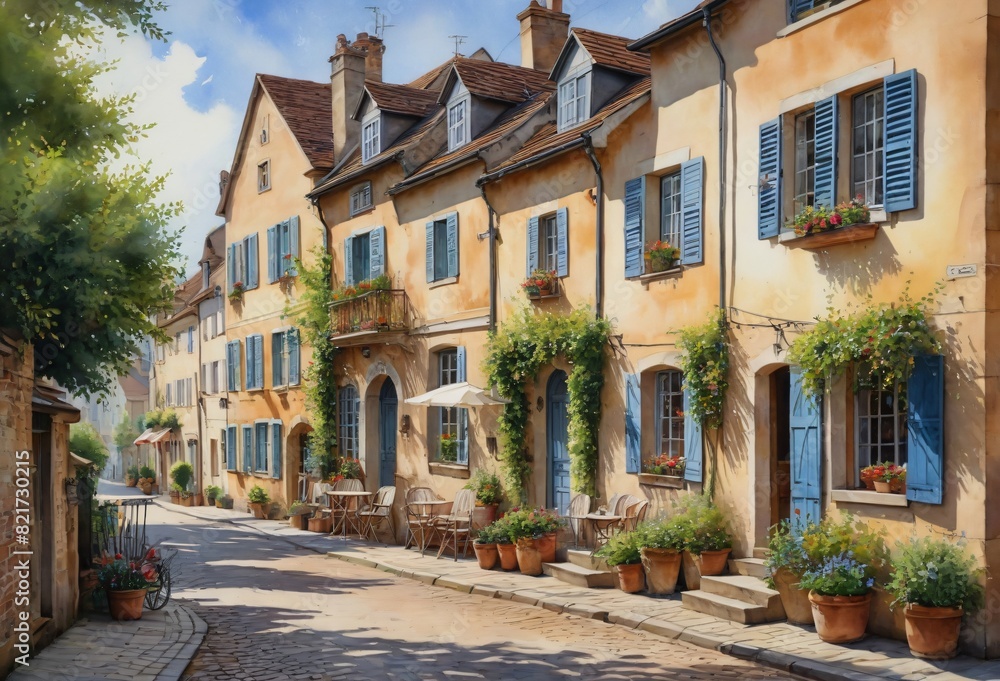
558;71;590;132
447;98;469;151
362;115;380;163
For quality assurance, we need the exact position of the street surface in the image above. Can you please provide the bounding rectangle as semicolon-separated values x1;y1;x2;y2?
141;504;802;681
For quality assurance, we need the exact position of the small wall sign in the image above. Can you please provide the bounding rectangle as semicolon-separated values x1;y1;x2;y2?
946;264;977;279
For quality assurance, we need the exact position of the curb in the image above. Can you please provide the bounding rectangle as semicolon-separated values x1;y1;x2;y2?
156;604;208;681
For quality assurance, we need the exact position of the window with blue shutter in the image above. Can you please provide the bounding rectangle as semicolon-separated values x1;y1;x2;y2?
758;118;782;239
556;207;569;277
883;69;918;213
625;374;640;474
271;421;283;479
288;328;300;386
789;0;817;22
245;233;259;289
624;176;645;277
187;326;194;354
344;235;355;286
457;346;468;465
427;215;458;282
813;95;838;209
680;157;704;265
245;334;263;390
287;216;299;276
242;424;253;472
683;389;703;482
425;222;435;282
907;354;944;504
526;216;539;276
226;425;237;471
267;225;278;283
228;243;237;288
271;330;285;387
255;422;268;472
446;212;459;278
226;340;241;391
369;225;386;280
789;367;821;524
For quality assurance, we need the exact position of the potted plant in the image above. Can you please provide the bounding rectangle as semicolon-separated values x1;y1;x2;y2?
786;196;870;237
138;465;156;495
466;468;503;527
96;548;159;621
169;482;182;504
673;496;732;590
764;517;814;624
169;460;193;492
217;494;234;509
287;501;312;530
647;453;685;476
439;433;459;463
643;240;680;273
505;508;543;574
521;269;557;298
859;465;878;490
229;280;246;303
597;529;645;593
473;524;502;570
490;517;518;571
636;518;684;595
871;462;905;493
125;466;139;488
338;457;363;480
205;485;222;505
247;485;270;519
886;537;984;659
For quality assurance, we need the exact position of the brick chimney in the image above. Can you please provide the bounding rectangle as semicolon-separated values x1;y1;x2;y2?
353;32;385;83
330;33;368;163
517;0;569;74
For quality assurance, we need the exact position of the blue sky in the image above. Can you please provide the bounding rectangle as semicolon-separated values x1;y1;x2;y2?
95;0;699;276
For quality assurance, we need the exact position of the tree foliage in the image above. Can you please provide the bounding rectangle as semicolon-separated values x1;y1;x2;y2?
113;411;139;451
0;0;181;397
70;422;109;474
676;308;730;429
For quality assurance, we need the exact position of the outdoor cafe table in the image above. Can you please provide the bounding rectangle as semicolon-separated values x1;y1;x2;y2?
407;499;453;553
585;512;623;554
325;490;373;538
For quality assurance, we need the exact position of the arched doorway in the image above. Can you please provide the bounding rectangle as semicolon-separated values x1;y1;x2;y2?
378;379;398;488
547;370;570;514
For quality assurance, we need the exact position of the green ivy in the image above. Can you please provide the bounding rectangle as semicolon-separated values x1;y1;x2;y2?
677;308;729;429
484;307;611;501
288;247;339;478
788;288;941;401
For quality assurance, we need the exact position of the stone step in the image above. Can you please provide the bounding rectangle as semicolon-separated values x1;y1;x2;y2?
543;561;615;588
700;575;784;611
728;557;767;579
752;546;769;560
681;589;785;625
566;548;610;572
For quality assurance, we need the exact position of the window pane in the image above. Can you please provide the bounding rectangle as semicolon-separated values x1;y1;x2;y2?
655;370;685;460
433;220;449;280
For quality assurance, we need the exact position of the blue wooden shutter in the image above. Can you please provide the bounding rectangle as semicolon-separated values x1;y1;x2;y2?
789;0;813;22
246;234;259;289
624;176;645;278
457;346;468;464
789;367;821;524
883;69;918;213
267;225;278;283
758;117;782;239
625;373;640;474
680;157;704;265
425;222;435;282
907;354;944;504
242;425;253;472
187;326;194;353
343;236;354;286
256;423;267;471
271;422;283;479
165;382;171;407
813;95;838;210
271;331;283;387
526;216;540;276
226;424;237;471
226;341;238;391
245;336;254;389
369;225;385;279
288;216;300;275
456;346;467;382
288;328;300;386
556;208;569;277
446;212;459;278
228;244;236;288
683;389;703;482
253;334;264;389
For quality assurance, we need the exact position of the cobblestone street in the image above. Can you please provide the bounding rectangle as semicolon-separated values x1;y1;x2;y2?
144;504;799;681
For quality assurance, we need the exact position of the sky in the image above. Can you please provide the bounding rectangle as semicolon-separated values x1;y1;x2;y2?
92;0;700;277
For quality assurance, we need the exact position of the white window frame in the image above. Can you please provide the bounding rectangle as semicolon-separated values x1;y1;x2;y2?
436;349;464;462
655;370;685;458
557;71;590;132
338;385;360;459
793;108;816;215
447;97;469;151
350;181;373;216
362;116;381;163
851;86;885;208
254;419;270;474
260;114;269;145
539;214;559;274
855;383;908;483
659;171;682;248
257;159;270;192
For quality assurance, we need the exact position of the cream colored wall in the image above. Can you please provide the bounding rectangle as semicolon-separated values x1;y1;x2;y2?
200;267;230;495
155;313;201;464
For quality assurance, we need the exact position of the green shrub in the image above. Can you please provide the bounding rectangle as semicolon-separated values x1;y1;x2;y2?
800;512;886;572
139;465;156;479
204;485;222;501
635;518;685;551
502;507;564;541
671;495;732;555
465;469;503;506
169;460;194;490
886;537;984;611
247;485;270;504
288;500;311;515
764;518;815;586
474;523;505;545
799;554;874;597
69;423;109;473
596;530;642;566
126;465;140;480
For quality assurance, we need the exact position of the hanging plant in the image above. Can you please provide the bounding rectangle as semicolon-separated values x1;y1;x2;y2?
484;307;612;501
788;287;941;401
677;308;729;429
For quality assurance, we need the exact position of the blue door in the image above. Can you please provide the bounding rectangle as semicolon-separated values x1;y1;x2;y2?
789;367;821;527
547;371;571;514
379;380;397;488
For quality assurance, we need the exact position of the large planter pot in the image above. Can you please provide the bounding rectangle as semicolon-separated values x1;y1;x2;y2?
615;563;646;593
107;589;146;621
809;591;872;643
140;481;153;495
125;476;137;488
473;542;499;570
472;504;498;528
772;567;813;625
698;548;732;576
307;516;333;533
641;547;682;595
180;495;193;507
535;532;557;563
288;514;309;530
249;502;268;519
497;543;519;571
904;604;963;659
516;539;543;576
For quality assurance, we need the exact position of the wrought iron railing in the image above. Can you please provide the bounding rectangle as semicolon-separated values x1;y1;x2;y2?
329;289;410;337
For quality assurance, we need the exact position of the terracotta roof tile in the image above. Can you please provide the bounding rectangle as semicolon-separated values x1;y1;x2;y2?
364;81;440;117
257;74;334;170
572;28;650;76
452;58;553;103
408;57;458;90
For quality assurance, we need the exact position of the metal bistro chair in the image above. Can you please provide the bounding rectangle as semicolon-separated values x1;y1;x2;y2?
621;499;649;533
566;493;592;548
330;478;364;535
358;486;396;543
590;494;635;555
433;488;476;560
403;487;439;551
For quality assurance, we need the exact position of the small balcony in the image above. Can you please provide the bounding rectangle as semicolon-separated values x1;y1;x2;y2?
329;289;411;344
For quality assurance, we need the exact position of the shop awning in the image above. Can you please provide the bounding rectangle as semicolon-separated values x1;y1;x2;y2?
134;427;171;445
404;382;510;408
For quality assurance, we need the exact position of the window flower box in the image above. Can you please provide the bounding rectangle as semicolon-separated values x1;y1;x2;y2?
644;240;680;273
522;269;557;299
638;473;684;489
782;197;877;250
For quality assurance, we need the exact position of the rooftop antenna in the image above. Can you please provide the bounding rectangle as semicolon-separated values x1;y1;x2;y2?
364;6;394;39
448;34;468;58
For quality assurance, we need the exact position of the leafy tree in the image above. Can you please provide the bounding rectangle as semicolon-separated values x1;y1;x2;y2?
113;410;139;451
0;0;181;397
70;422;109;474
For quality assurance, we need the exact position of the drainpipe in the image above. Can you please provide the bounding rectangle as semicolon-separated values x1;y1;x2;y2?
581;132;604;318
310;196;331;255
478;181;498;334
704;6;727;315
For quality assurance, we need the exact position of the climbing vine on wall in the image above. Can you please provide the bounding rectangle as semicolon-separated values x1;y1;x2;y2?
676;308;730;429
484;307;612;501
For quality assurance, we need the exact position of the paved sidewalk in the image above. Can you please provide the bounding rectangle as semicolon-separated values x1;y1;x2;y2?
153;498;1000;681
8;603;206;681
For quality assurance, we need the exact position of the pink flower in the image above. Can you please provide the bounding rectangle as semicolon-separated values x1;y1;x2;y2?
830;213;843;226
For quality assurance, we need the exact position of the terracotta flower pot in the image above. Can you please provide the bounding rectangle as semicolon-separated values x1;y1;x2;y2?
516;539;543;576
873;480;891;493
890;478;906;494
107;589;146;621
125;476;137;488
288;514;309;530
641;547;682;595
808;591;872;643
497;543;518;571
615;563;646;593
698;548;732;576
473;542;499;570
250;502;268;519
904;604;963;659
308;516;333;533
772;567;813;624
472;504;498;528
535;532;557;563
681;550;702;590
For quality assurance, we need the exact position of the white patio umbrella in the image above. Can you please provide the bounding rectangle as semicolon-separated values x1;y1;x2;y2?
404;381;510;408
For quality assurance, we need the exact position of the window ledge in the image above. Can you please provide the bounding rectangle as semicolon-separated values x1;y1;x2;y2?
778;0;866;38
429;462;470;479
831;488;909;507
273;385;288;394
630;265;683;284
780;222;879;250
638;473;685;489
429;276;458;289
350;206;374;218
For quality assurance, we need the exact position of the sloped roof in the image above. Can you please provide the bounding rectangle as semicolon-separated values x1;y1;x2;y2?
629;0;730;51
407;48;493;90
571;28;651;76
363;81;440;118
257;74;334;170
448;58;553;104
